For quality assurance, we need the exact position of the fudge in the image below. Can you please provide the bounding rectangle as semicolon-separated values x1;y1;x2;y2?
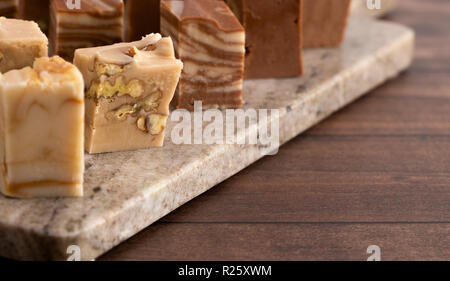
74;34;183;154
0;0;17;18
224;0;303;79
125;0;160;42
0;56;84;198
0;17;48;73
161;0;245;110
303;0;351;48
49;0;124;62
18;0;50;33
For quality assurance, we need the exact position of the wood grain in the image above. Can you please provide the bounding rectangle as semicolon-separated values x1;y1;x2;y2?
98;0;450;261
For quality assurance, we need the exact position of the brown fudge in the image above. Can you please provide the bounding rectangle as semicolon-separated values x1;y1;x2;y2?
18;0;50;33
125;0;160;42
303;0;352;48
0;56;84;198
74;34;183;154
161;0;245;110
0;17;48;73
49;0;124;62
0;0;17;18
224;0;303;79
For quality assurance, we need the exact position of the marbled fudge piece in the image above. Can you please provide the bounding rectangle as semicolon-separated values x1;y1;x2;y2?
74;34;182;154
224;0;303;79
0;56;84;198
303;0;351;47
18;0;50;33
0;0;18;18
49;0;124;61
125;0;160;42
0;17;48;73
161;0;245;110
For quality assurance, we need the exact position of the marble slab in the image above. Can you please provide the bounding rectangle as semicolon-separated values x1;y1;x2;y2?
0;17;414;261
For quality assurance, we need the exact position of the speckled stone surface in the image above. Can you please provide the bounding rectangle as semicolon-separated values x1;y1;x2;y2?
0;18;414;260
351;0;399;17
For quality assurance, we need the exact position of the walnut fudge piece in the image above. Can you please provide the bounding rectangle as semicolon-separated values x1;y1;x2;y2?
303;0;351;47
224;0;303;79
0;17;48;73
49;0;124;61
18;0;50;33
74;34;183;154
0;0;18;17
0;56;84;198
125;0;160;42
161;0;245;110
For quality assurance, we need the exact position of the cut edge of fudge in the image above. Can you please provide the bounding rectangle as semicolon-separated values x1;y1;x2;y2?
161;0;246;110
0;56;84;198
74;33;183;154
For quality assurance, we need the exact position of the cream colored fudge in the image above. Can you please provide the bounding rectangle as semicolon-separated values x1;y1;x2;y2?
0;17;48;73
74;34;183;154
0;56;84;198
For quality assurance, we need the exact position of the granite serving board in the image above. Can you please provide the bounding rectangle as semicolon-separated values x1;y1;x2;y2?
0;18;414;261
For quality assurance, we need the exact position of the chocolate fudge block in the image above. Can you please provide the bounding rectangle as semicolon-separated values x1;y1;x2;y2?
303;0;351;47
161;0;245;110
49;0;124;62
125;0;160;42
0;17;48;73
0;0;17;17
224;0;303;79
0;56;84;198
18;0;50;33
74;34;183;154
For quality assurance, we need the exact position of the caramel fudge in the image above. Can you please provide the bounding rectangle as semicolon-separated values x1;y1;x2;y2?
125;0;160;42
0;56;84;198
224;0;303;79
49;0;124;61
18;0;50;33
0;17;48;73
0;0;17;18
161;0;245;110
74;34;182;154
303;0;351;47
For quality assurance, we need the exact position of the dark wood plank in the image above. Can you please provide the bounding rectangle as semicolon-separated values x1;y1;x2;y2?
100;223;450;261
99;0;450;260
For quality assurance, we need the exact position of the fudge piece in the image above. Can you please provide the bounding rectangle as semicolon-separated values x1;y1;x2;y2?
303;0;351;48
18;0;50;33
49;0;124;62
0;56;84;198
0;0;17;18
125;0;160;42
0;17;48;73
224;0;303;79
161;0;245;110
74;34;182;154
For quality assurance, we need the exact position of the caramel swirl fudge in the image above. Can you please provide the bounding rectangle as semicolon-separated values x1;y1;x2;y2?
0;56;84;198
49;0;124;61
0;17;48;73
0;0;17;18
224;0;303;79
161;0;245;110
303;0;351;47
74;34;183;154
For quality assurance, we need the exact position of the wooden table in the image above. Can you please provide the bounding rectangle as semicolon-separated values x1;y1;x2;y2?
99;0;450;261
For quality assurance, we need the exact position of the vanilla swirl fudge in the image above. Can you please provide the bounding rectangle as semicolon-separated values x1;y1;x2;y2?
161;0;245;110
0;56;84;198
74;34;183;154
